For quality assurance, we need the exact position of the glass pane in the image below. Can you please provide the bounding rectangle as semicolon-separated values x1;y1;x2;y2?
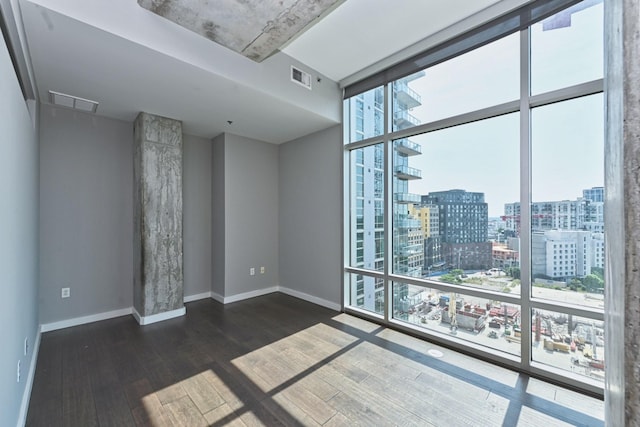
531;0;603;95
531;94;604;309
393;283;521;356
392;34;519;130
346;86;384;143
349;144;384;272
348;273;384;316
531;309;604;385
392;113;520;296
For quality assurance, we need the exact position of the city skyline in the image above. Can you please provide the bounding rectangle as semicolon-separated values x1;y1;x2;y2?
403;2;603;218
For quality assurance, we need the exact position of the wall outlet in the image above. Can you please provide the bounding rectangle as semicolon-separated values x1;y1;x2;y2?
24;337;28;356
260;266;265;274
249;268;255;276
61;287;70;298
17;360;21;383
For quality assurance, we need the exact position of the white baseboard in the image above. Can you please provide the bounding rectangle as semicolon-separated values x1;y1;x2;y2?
40;307;133;333
278;287;341;311
17;330;41;427
211;291;224;304
184;291;212;303
222;286;279;304
132;306;186;325
38;288;339;332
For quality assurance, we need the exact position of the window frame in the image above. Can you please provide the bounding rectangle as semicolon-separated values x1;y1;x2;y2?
342;7;604;396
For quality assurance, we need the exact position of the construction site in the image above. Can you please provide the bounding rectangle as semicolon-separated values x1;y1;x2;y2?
402;286;605;383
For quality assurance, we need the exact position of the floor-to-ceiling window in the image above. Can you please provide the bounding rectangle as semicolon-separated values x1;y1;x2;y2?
344;0;604;394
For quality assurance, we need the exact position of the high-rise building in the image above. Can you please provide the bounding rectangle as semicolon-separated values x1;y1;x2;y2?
393;74;425;279
504;188;604;236
349;76;424;312
532;230;604;280
422;189;491;270
410;204;443;274
348;89;385;312
583;186;604;202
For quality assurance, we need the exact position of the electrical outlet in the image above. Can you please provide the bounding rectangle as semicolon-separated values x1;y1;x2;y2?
24;337;28;356
249;268;255;276
260;266;265;274
61;287;70;298
17;360;21;383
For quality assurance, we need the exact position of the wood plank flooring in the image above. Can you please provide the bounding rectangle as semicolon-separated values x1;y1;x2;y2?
26;294;604;426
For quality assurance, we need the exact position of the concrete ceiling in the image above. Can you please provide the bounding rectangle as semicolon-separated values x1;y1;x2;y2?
16;0;510;143
137;0;343;62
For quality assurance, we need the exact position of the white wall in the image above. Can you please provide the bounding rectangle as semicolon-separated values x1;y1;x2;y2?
211;133;279;299
0;33;39;427
183;134;212;297
39;105;134;324
278;125;343;307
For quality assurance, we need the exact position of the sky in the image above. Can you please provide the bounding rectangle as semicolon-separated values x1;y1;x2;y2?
403;3;604;218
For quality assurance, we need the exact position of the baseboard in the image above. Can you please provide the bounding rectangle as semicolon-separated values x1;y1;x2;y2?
132;306;186;325
17;329;41;427
211;292;224;304
278;287;341;311
184;291;212;303
40;307;133;333
209;286;341;311
222;286;279;304
211;287;278;304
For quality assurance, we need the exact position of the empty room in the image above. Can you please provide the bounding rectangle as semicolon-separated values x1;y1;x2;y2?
1;0;638;426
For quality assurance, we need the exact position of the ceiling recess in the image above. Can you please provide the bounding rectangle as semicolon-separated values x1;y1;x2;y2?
48;90;99;113
136;0;343;62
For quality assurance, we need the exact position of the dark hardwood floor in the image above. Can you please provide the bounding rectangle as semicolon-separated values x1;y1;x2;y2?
26;293;604;426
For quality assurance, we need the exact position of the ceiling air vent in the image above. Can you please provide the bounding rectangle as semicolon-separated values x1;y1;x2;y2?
48;90;99;113
291;66;312;90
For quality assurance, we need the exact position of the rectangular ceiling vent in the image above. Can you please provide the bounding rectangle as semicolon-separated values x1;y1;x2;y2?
48;90;99;113
291;66;312;90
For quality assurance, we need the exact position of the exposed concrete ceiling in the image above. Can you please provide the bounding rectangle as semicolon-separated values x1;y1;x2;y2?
137;0;343;62
13;0;517;143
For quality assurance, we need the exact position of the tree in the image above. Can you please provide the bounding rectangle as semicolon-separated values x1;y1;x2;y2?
506;267;520;279
568;277;582;291
583;274;604;292
440;274;462;284
591;267;604;280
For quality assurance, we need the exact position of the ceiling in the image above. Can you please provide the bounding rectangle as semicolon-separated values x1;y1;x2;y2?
15;0;508;143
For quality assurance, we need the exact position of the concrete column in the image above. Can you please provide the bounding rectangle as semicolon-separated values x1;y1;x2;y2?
604;0;640;425
133;112;185;325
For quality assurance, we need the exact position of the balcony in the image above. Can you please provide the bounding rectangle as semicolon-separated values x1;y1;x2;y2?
394;81;422;109
395;243;423;256
393;110;420;130
394;138;422;156
394;218;422;229
395;165;422;180
394;192;421;204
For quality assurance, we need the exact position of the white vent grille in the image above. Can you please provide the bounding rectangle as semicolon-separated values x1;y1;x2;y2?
48;90;99;113
291;66;312;90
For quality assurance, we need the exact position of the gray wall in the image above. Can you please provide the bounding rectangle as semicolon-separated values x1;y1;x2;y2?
211;134;226;297
279;125;342;306
0;34;39;427
183;133;212;297
39;105;134;324
40;110;216;324
212;133;279;298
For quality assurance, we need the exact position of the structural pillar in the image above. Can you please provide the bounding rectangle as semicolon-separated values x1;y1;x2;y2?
604;0;640;425
133;112;185;325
